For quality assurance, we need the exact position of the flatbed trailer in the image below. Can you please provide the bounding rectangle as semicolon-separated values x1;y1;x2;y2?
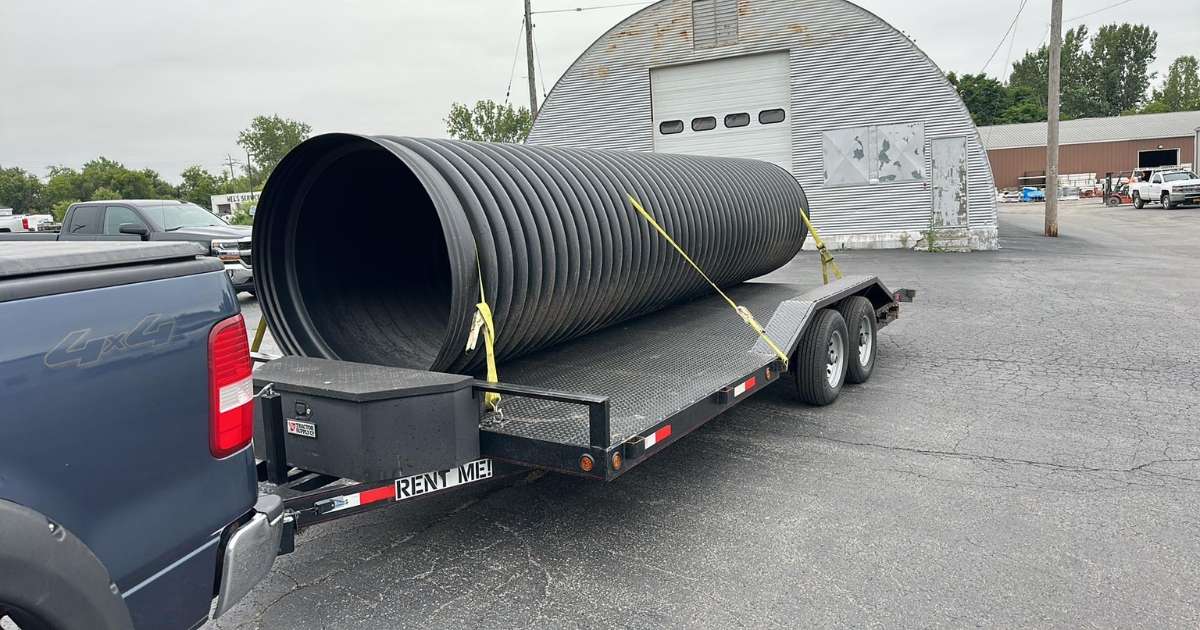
251;275;909;549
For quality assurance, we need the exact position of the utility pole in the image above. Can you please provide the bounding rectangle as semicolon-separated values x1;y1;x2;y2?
524;0;538;121
225;154;239;181
1045;0;1062;237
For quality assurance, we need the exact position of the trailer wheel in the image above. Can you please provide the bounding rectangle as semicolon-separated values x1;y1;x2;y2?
1133;191;1145;209
793;309;848;406
837;296;877;384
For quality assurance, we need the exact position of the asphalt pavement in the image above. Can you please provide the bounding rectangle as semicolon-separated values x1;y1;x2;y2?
219;200;1200;628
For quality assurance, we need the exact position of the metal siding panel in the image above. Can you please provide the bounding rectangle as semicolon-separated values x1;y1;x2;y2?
693;0;716;49
822;126;870;186
528;0;997;238
874;123;925;184
715;0;739;45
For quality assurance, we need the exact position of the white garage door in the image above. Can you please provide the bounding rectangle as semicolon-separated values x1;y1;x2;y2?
650;51;792;170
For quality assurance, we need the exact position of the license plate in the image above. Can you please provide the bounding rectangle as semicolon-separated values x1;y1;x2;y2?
395;458;493;501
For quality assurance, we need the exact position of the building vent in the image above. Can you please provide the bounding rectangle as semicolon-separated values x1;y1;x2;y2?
692;0;738;49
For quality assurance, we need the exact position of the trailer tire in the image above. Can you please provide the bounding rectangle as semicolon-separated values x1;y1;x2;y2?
1133;191;1145;208
793;309;848;406
837;296;877;384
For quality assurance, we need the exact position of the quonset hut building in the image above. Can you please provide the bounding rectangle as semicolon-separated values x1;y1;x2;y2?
527;0;999;250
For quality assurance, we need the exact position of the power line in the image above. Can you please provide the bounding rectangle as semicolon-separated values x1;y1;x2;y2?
1000;0;1023;80
503;18;525;104
980;0;1029;75
1065;0;1137;22
532;27;549;98
531;1;653;15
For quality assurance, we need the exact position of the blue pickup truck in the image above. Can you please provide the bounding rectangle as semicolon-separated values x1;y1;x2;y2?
0;242;281;629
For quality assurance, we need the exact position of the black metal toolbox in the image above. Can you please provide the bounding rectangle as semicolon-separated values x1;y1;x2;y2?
252;356;478;481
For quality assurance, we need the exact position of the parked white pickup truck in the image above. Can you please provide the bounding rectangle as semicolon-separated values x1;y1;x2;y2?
0;210;54;232
1131;169;1200;209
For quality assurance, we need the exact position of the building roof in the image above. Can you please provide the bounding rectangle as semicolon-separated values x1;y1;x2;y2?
978;110;1200;150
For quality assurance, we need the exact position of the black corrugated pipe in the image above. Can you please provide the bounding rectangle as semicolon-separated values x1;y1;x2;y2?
253;134;809;373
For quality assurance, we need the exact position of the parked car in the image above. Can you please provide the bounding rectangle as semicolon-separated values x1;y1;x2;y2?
0;199;254;293
1021;186;1045;202
0;241;281;629
1130;168;1200;209
0;211;54;232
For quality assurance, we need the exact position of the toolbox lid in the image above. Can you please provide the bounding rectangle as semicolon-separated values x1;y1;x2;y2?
253;356;474;402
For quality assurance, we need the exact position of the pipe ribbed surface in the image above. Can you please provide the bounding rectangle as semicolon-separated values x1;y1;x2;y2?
253;134;809;373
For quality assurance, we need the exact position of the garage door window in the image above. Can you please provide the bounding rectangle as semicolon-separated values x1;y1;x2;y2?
724;113;750;128
759;109;786;124
659;120;684;135
691;116;717;132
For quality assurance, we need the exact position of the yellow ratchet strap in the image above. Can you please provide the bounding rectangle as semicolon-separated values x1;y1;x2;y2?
627;194;790;370
466;267;502;412
798;207;842;285
250;317;268;353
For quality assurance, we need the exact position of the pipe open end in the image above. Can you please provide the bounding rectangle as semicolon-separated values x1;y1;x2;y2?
261;135;454;369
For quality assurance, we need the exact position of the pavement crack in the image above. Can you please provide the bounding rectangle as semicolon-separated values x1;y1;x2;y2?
809;434;1200;479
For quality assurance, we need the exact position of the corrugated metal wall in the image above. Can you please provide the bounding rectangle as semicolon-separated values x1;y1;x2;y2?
527;0;997;239
988;136;1197;188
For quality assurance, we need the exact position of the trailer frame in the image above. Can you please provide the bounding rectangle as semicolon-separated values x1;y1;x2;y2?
253;275;911;547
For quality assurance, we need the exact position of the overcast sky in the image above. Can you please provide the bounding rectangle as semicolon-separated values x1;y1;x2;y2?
1;0;1196;183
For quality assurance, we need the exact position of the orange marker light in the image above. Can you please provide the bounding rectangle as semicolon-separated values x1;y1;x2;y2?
579;454;595;472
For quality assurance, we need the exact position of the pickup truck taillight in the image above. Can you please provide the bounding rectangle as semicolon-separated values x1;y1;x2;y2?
21;217;29;230
209;314;254;458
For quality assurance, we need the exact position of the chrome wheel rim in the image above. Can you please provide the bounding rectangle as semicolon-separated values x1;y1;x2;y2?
857;315;873;368
826;330;844;387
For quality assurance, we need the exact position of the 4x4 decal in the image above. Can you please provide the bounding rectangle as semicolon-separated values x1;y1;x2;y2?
44;314;177;368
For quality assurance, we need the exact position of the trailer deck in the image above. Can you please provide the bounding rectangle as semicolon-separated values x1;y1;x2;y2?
254;274;902;533
478;276;896;479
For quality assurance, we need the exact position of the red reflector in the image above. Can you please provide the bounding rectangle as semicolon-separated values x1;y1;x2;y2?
359;485;396;505
209;314;253;458
644;424;673;448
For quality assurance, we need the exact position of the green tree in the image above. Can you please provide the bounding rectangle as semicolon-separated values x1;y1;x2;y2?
237;114;312;178
996;87;1047;124
1089;24;1157;115
0;166;45;214
178;165;227;207
48;199;78;222
89;186;120;201
1008;25;1096;118
41;158;174;206
228;210;254;226
1143;55;1200;113
445;100;532;143
948;72;1013;126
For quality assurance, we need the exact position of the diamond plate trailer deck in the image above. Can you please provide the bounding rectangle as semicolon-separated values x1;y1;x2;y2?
254;275;902;535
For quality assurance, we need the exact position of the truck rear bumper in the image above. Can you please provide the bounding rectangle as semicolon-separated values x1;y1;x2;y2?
213;494;284;618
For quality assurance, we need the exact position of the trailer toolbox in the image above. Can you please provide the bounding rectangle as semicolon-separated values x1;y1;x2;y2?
252;356;478;481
